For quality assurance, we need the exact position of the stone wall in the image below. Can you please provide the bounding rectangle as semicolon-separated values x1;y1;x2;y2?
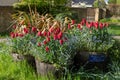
0;0;19;6
0;6;15;32
70;7;106;22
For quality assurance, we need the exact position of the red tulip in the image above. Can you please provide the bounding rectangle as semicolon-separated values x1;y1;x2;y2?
49;27;54;33
57;32;63;39
77;24;82;30
37;42;41;47
23;28;29;34
19;33;24;37
56;27;60;33
45;46;49;52
87;24;91;28
90;22;94;27
81;18;86;25
99;23;103;29
47;31;51;36
71;20;75;25
104;23;109;27
32;27;37;32
43;40;47;45
82;18;86;23
94;22;99;29
53;34;58;40
10;32;15;38
46;37;50;42
15;33;19;37
37;31;42;36
68;23;71;29
13;25;16;29
43;31;47;36
59;39;64;45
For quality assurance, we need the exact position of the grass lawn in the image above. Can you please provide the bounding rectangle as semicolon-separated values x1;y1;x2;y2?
117;0;120;4
108;24;120;35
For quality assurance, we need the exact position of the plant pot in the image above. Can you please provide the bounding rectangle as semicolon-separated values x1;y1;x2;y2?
11;53;36;71
73;52;109;71
35;59;56;75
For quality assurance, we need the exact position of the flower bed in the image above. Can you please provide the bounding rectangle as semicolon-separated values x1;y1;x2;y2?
10;11;115;75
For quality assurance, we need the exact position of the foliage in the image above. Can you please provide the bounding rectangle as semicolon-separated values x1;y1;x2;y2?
107;39;120;61
55;12;79;24
100;18;120;24
108;0;117;4
13;0;70;15
10;12;75;68
93;0;106;8
100;18;120;35
10;33;33;55
108;24;120;35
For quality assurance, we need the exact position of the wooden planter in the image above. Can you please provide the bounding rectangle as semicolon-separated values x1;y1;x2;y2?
35;59;56;76
73;52;109;71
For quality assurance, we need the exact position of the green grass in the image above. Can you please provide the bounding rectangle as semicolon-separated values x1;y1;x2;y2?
100;18;120;35
108;24;120;35
117;0;120;4
0;42;55;80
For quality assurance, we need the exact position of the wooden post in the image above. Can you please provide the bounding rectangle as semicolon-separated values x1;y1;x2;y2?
95;8;99;21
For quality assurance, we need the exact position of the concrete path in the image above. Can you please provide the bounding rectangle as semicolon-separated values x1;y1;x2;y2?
112;36;120;40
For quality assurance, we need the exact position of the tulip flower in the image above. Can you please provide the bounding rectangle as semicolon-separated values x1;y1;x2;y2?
71;20;75;25
13;25;16;29
37;42;41;47
99;23;103;29
45;46;49;52
46;37;50;42
77;24;82;30
43;31;47;36
47;31;51;36
10;32;15;38
68;23;71;29
19;33;24;37
59;39;64;45
53;34;58;40
32;27;37;32
57;32;63;39
43;40;47;45
15;33;19;37
37;31;42;36
23;28;29;34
